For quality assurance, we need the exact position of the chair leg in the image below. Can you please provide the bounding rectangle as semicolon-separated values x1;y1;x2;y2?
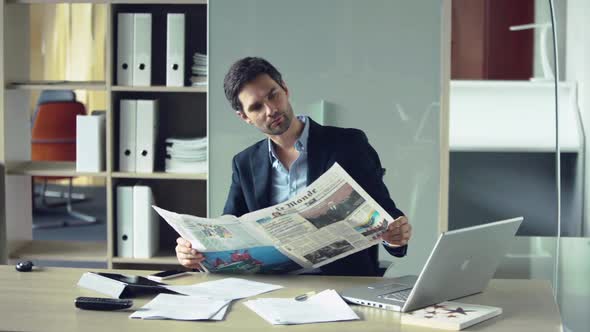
35;179;67;210
40;179;50;207
33;179;98;229
36;178;87;208
40;177;87;201
65;178;97;224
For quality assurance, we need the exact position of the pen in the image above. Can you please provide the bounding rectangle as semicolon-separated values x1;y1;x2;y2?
294;291;316;301
198;262;210;274
192;262;210;274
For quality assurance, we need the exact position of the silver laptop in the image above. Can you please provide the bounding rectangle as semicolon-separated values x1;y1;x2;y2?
341;217;523;312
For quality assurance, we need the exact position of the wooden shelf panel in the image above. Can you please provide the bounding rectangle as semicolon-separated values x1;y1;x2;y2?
111;85;207;93
9;240;107;262
7;0;108;3
112;172;207;180
7;0;206;4
6;81;106;91
6;161;107;177
112;253;178;265
112;0;207;4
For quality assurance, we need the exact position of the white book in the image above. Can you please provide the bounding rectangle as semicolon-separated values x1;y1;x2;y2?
133;185;159;258
116;186;134;258
76;113;105;172
117;13;134;85
135;99;158;173
166;13;185;87
132;13;152;86
119;99;137;172
401;301;502;330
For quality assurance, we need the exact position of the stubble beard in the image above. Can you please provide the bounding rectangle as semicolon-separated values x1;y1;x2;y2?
264;105;294;135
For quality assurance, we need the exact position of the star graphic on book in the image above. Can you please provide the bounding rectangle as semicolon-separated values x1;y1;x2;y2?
445;307;475;315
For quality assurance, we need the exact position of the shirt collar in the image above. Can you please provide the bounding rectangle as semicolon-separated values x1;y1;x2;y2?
268;115;309;166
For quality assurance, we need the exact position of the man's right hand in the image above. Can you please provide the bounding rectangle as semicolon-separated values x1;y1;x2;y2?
175;237;206;269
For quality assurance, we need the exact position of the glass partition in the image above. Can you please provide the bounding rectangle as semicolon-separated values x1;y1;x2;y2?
450;0;589;331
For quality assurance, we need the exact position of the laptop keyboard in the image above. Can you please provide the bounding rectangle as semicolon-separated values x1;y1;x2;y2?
380;288;413;302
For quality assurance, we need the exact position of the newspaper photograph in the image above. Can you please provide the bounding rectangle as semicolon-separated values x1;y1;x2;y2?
152;206;303;273
154;162;395;274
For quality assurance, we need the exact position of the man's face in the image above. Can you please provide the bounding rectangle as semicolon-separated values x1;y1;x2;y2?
236;74;294;136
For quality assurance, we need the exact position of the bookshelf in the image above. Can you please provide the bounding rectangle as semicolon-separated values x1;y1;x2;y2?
0;0;208;268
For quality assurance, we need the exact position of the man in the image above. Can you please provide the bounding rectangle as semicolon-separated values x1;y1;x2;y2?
176;57;412;276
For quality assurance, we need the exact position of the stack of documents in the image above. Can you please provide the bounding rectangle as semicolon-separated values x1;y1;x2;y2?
191;52;207;86
130;278;283;321
164;137;207;174
164;277;283;300
130;294;231;321
244;289;359;325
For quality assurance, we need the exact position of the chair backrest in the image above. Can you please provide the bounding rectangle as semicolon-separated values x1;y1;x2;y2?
32;90;76;125
31;101;86;162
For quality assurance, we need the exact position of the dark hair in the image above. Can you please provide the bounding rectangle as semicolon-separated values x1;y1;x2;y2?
223;57;286;112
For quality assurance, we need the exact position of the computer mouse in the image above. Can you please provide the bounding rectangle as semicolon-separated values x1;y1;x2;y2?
15;260;34;272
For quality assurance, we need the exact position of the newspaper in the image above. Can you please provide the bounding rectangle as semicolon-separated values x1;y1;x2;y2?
154;163;394;274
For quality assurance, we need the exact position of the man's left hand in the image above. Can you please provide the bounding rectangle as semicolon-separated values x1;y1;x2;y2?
382;216;412;246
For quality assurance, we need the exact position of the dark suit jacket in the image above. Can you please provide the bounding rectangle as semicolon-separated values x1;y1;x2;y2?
223;119;407;276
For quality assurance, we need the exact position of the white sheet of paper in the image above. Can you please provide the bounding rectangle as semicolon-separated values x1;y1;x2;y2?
243;289;359;325
129;294;231;321
165;277;283;300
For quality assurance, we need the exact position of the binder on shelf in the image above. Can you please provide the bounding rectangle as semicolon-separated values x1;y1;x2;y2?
132;185;159;259
116;186;134;258
166;13;185;87
119;100;137;172
132;13;152;86
135;100;158;173
76;112;105;172
117;13;134;86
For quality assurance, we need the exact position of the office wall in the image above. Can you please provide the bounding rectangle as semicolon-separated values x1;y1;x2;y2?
209;0;444;275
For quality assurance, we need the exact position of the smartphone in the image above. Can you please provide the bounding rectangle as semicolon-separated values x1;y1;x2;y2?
146;270;190;281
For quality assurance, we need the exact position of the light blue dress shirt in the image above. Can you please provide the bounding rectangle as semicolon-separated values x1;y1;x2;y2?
268;115;310;206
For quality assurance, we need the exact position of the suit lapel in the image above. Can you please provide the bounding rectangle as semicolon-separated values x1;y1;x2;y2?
307;119;331;185
251;141;271;210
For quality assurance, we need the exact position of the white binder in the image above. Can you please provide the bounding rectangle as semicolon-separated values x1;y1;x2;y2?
117;13;134;86
166;13;185;87
116;186;134;258
119;99;137;172
132;13;152;86
133;185;159;258
135;99;158;173
76;113;105;172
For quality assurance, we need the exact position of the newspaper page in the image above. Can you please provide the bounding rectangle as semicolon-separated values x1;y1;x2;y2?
241;162;394;269
153;206;304;274
154;162;395;273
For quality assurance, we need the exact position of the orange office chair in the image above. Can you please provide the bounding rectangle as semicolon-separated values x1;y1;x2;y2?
32;101;98;228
